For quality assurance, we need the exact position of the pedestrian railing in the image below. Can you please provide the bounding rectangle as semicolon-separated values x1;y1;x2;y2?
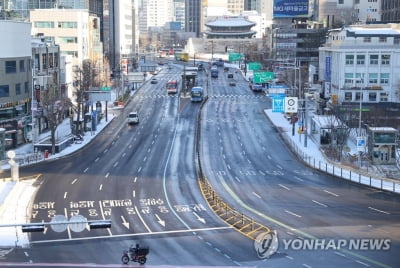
14;153;45;167
281;133;400;194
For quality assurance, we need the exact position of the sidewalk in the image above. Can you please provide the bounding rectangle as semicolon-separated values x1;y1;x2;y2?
264;109;400;193
0;107;116;247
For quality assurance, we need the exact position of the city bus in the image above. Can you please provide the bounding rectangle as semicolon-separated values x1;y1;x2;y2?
211;66;218;78
166;79;178;94
174;52;189;62
191;86;203;102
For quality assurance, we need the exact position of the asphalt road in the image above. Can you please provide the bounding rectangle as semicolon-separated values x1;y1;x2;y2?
1;62;399;268
200;65;400;267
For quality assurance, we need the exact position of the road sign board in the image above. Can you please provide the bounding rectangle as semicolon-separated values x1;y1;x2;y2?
228;53;242;62
357;137;366;151
253;72;274;83
50;215;68;233
69;215;87;232
248;62;262;71
285;97;298;113
272;96;285;113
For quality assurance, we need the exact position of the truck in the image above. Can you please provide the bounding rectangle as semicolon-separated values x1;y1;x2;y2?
166;79;178;94
190;86;203;102
210;66;218;78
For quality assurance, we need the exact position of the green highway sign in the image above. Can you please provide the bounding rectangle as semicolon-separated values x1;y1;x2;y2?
253;71;274;83
248;62;262;71
228;53;242;62
101;86;111;91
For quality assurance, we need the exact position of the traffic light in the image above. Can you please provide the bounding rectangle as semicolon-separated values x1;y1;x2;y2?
89;220;111;229
21;224;45;233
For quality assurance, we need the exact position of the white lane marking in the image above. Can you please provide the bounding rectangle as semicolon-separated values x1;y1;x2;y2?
98;201;112;236
368;206;390;215
147;148;151;153
294;176;304;182
99;184;103;191
334;251;346;257
83;168;88;173
312;200;328;208
143;156;147;162
285;210;302;218
276;165;283;170
64;208;72;239
227;164;231;170
302;264;312;268
95;157;100;162
24;251;29;257
133;190;135;198
63;192;67;199
122;152;126;157
138;167;142;173
259;170;265;175
234;176;241;182
285;255;293;260
267;155;272;160
105;173;109;179
134;206;152;233
252;192;261;198
71;178;78;184
113;161;118;167
152;140;155;145
323;189;339;197
128;144;132;149
134;177;137;183
356;260;370;267
278;184;290;191
223;154;226;159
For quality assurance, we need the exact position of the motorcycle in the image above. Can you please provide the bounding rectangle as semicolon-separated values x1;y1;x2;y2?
121;245;149;265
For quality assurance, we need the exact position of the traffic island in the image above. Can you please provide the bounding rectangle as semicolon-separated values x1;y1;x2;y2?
198;177;271;241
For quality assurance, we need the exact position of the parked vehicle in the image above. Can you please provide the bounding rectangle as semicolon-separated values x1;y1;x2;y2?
227;73;234;78
191;86;203;102
150;78;158;84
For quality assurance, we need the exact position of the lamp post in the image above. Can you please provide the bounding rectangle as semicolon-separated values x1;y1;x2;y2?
357;78;365;168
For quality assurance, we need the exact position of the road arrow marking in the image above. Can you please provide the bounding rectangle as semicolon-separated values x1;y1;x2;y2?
155;214;165;227
193;212;206;224
121;215;130;229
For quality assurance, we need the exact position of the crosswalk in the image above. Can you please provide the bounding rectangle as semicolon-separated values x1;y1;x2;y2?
135;94;265;99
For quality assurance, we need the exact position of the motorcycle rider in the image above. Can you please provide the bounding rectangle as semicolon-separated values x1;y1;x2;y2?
129;243;140;258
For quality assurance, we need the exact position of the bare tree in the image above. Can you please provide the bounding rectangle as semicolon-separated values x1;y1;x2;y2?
40;85;72;155
319;107;352;162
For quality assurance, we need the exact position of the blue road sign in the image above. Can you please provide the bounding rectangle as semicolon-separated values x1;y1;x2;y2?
272;96;285;113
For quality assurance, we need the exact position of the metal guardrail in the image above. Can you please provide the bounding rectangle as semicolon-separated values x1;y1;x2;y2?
198;177;271;240
281;132;400;194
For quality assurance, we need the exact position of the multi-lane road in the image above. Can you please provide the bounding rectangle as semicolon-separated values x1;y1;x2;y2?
2;62;399;267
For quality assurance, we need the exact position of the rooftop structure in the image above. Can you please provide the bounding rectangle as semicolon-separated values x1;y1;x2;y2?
204;16;256;39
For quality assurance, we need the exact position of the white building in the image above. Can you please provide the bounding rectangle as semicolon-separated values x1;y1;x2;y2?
139;0;173;33
313;0;381;26
30;9;103;100
319;24;400;105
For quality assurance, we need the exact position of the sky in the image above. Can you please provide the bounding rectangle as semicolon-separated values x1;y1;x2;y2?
0;60;398;248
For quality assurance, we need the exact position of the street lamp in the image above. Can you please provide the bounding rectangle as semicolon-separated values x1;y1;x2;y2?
357;78;366;168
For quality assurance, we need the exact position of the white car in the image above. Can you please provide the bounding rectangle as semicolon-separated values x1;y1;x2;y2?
127;111;139;124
